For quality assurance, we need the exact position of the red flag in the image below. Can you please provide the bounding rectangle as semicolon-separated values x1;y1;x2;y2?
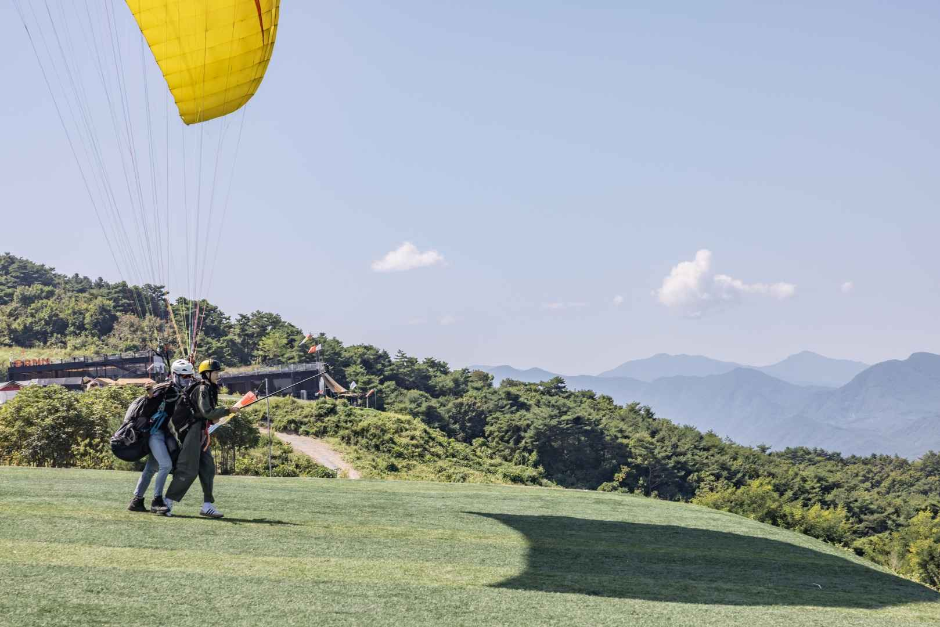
365;389;376;397
307;344;322;354
300;333;313;345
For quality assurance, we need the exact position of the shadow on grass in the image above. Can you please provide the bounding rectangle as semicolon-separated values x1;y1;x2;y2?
170;515;300;526
470;513;940;608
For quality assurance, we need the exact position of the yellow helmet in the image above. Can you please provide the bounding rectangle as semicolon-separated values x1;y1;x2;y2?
198;359;223;375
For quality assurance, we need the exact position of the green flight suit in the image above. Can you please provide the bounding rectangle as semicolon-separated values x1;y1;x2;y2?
165;382;230;504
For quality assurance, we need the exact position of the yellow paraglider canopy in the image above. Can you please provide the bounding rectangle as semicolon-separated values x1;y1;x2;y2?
126;0;280;124
12;0;283;358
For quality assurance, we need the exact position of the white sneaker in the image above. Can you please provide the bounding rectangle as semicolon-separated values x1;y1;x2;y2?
163;498;175;517
200;503;223;519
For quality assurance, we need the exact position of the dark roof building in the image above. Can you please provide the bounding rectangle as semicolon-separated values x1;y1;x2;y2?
219;362;325;400
7;351;165;384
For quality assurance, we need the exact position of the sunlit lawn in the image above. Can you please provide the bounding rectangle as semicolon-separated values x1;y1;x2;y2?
1;467;938;626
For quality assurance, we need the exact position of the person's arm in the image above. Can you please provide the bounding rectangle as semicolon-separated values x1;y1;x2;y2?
193;385;231;422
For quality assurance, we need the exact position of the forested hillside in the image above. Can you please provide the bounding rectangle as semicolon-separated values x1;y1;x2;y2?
2;252;940;588
0;253;323;377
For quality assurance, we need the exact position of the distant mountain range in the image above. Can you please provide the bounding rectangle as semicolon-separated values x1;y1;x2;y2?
754;351;870;388
595;351;869;387
479;351;868;388
475;352;940;459
597;354;744;381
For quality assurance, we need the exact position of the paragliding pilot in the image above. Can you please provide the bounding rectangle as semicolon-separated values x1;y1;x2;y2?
163;359;240;518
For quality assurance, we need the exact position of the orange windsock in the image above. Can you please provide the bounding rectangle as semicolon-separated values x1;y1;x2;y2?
233;391;258;409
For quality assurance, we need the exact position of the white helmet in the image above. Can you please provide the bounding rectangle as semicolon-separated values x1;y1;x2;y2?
171;359;195;376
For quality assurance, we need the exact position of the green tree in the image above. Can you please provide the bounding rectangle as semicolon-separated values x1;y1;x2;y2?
105;315;166;353
0;386;108;467
0;253;57;305
442;394;491;442
390;350;431;392
258;329;292;363
344;344;393;380
617;432;681;498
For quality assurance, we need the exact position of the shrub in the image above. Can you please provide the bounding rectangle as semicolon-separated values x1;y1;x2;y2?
693;478;782;524
246;396;320;433
211;412;262;474
71;386;144;470
76;385;141;432
781;502;852;545
855;511;940;588
233;439;335;478
242;397;546;485
909;536;940;588
694;478;855;546
0;385;106;467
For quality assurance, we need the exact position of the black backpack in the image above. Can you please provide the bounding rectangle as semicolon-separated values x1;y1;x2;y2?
110;382;180;462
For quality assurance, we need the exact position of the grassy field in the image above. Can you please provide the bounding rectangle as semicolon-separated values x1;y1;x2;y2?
1;467;938;627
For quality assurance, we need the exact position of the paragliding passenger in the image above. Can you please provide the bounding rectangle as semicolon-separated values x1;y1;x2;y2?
127;359;194;514
163;359;239;518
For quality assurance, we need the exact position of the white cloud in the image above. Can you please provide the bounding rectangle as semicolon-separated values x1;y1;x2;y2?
656;249;796;316
656;249;714;310
439;315;458;326
769;282;798;299
613;295;624;306
371;242;444;272
542;302;588;311
841;281;854;294
714;274;796;299
407;317;428;325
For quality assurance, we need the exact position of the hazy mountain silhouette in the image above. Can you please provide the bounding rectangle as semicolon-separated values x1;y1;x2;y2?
598;353;742;380
473;365;562;387
475;353;940;458
597;352;868;388
753;351;869;388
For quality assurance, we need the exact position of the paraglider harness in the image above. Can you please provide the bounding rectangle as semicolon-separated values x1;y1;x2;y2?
170;378;223;452
110;381;191;462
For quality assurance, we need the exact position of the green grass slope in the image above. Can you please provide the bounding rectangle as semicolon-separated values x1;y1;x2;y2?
1;467;938;627
249;398;546;485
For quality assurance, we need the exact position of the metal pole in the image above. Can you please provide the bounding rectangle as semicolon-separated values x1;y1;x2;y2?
266;378;272;477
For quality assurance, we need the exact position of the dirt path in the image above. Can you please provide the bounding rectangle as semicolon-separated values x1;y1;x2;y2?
258;427;361;479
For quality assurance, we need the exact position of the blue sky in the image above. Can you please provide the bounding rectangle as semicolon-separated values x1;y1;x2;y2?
2;1;939;374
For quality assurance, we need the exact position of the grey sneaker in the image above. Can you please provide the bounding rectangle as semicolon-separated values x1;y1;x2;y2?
199;503;223;519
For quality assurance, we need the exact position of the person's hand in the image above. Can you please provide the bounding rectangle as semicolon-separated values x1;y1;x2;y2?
229;405;241;414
